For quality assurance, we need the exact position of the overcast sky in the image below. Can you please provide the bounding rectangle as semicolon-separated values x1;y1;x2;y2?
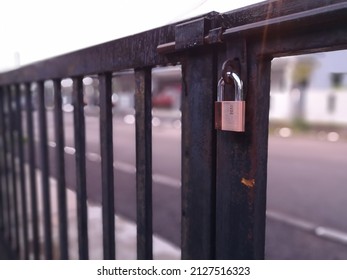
0;0;263;71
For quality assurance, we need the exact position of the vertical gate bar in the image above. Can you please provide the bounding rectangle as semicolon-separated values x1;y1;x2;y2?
215;46;271;259
0;91;11;244
0;120;3;235
25;83;40;259
7;86;20;257
252;55;271;259
72;76;89;260
0;124;3;235
37;81;53;259
15;85;29;259
99;73;115;260
0;88;5;235
135;68;153;260
181;50;217;259
53;79;69;260
0;166;3;233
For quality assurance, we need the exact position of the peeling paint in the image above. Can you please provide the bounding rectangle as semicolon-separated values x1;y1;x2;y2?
241;178;255;188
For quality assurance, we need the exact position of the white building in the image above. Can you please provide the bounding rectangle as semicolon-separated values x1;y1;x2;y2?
269;50;347;125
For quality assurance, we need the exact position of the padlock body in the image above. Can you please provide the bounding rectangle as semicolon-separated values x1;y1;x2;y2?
215;101;245;132
215;101;222;130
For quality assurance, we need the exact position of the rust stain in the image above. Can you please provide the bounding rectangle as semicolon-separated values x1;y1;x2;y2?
241;178;255;188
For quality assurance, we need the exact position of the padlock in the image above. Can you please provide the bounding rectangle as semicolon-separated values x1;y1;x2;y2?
215;71;245;132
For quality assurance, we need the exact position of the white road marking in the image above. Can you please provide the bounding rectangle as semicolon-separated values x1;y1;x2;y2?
267;210;315;232
267;210;347;245
152;174;181;188
113;161;136;174
315;227;347;245
113;162;181;188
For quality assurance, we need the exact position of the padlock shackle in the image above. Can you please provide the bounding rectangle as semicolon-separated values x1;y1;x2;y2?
230;72;243;101
217;77;225;102
219;71;243;101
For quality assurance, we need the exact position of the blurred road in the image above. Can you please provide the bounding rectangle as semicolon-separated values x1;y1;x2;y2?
266;136;347;259
30;109;347;259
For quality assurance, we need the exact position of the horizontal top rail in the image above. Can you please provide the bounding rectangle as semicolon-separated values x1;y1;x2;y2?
0;0;346;85
219;0;346;28
222;2;347;38
0;24;175;85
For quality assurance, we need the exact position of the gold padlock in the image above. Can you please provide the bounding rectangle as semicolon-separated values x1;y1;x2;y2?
215;71;245;132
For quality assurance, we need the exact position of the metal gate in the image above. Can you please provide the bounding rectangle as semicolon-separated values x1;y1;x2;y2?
0;0;346;260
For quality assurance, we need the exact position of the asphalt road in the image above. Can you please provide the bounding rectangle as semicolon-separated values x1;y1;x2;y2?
266;136;347;259
28;109;347;259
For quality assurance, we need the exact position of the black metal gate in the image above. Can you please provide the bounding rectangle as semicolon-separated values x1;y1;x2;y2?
0;0;346;260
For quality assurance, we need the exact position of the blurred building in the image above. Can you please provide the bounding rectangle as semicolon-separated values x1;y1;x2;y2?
270;50;347;126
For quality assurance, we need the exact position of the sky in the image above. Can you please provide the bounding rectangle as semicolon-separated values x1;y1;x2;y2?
0;0;263;71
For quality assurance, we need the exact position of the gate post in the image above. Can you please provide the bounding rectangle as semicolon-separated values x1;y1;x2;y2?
215;41;271;259
181;48;217;259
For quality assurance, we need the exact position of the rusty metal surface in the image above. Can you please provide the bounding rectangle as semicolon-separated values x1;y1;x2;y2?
99;73;116;260
215;47;272;259
175;18;210;50
53;79;69;259
37;81;53;259
72;77;89;259
221;2;347;57
223;2;347;38
6;88;20;258
135;68;153;260
0;91;12;250
15;86;29;259
181;50;217;259
219;0;347;28
24;84;40;259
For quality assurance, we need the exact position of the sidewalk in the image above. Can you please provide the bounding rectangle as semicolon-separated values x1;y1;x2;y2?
15;166;181;260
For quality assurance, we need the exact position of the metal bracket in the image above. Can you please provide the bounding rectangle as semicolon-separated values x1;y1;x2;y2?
175;17;210;50
157;14;223;55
